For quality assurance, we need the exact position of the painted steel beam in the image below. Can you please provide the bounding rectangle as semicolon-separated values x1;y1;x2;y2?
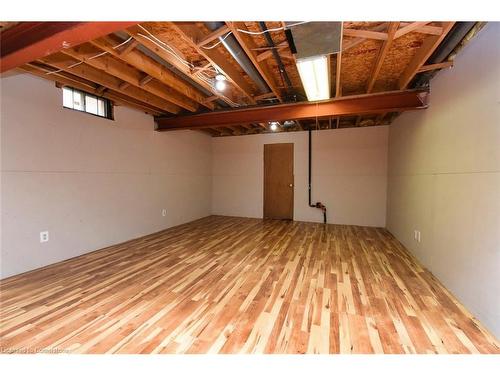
155;89;429;131
1;22;137;73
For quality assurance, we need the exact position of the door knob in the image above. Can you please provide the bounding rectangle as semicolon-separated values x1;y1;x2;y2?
289;183;293;187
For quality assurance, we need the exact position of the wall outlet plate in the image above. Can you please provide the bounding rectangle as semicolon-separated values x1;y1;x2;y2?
414;230;421;243
40;231;49;243
162;209;167;217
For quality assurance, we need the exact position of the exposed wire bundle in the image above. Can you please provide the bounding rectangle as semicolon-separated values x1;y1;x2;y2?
201;22;308;49
201;31;233;50
136;25;242;107
136;26;217;82
235;21;308;35
45;22;307;106
45;37;134;76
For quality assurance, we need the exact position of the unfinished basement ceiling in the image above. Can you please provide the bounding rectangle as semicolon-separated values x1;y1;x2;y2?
1;21;483;136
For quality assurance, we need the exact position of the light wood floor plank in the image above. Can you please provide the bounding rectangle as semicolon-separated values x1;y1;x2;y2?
1;216;498;354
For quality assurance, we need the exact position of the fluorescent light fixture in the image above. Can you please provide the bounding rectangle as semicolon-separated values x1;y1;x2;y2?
296;55;330;101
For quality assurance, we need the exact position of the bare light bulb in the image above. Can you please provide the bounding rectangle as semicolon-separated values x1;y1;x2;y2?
214;73;226;91
215;79;226;91
269;122;279;131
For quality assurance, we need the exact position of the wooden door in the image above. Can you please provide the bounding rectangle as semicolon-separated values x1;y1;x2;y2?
263;143;294;220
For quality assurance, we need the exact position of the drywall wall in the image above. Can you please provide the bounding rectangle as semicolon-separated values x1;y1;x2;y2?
386;23;500;338
0;73;212;278
212;126;388;226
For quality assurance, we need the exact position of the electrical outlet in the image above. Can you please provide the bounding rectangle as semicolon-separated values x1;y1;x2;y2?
162;209;167;217
40;231;49;243
414;230;421;243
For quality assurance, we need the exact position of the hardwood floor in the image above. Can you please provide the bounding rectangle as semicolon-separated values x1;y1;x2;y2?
1;216;499;354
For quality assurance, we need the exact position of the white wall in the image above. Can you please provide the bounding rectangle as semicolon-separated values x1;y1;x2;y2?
0;74;212;278
386;23;500;338
212;126;388;226
0;74;388;278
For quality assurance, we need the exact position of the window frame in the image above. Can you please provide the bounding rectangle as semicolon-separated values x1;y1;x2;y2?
62;86;114;120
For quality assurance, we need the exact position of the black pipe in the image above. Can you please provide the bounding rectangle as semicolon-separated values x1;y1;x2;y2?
258;22;297;101
308;127;312;206
308;127;327;223
412;22;476;88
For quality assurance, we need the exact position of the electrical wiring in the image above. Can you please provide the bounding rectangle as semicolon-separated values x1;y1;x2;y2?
193;67;241;107
112;36;134;49
45;24;250;108
45;36;134;76
137;32;193;71
201;31;233;49
87;51;108;61
195;74;241;107
236;21;308;35
45;61;84;75
134;25;242;107
136;25;194;70
223;98;242;107
192;65;218;74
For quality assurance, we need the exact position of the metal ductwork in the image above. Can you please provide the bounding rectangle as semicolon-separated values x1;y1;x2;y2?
204;22;271;94
284;22;342;59
412;22;476;88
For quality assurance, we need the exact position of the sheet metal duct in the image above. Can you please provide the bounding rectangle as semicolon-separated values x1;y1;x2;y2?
286;22;342;59
412;22;476;88
204;22;270;94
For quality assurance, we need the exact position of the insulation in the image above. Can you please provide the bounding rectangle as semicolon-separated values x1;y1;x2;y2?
17;21;461;137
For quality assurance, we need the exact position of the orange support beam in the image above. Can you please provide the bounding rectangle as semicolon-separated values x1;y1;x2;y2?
155;89;429;131
0;22;137;73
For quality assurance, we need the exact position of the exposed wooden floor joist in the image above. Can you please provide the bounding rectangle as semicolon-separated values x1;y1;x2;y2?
0;21;474;136
1;216;498;354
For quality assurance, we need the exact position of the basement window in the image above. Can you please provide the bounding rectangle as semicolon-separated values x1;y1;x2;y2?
62;87;113;120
